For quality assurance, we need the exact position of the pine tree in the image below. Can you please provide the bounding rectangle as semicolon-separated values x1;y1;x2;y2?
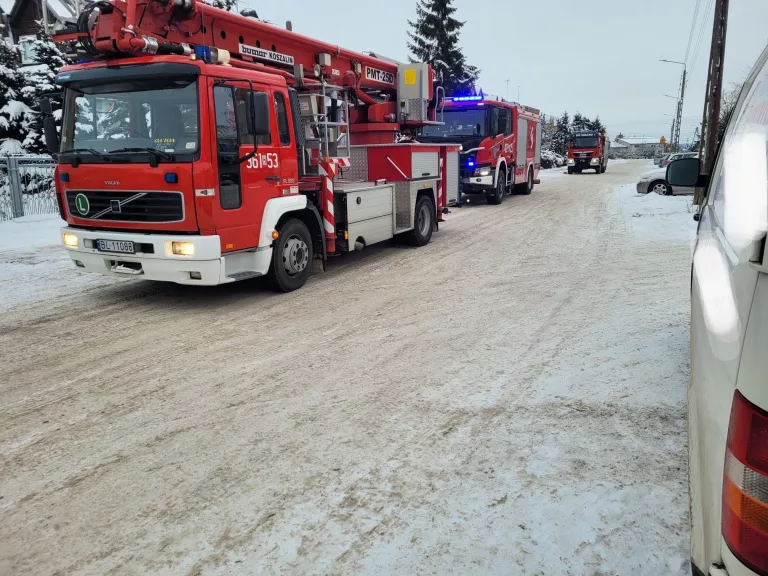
571;112;590;132
0;39;31;155
551;111;570;156
407;0;479;95
20;35;68;154
587;115;605;132
205;0;237;10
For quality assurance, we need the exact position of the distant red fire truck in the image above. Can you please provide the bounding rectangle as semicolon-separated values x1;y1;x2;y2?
417;96;542;205
566;130;608;174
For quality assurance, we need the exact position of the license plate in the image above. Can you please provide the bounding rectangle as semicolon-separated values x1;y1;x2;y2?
96;239;135;254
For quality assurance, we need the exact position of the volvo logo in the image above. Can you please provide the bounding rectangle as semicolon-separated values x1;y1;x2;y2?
104;180;120;185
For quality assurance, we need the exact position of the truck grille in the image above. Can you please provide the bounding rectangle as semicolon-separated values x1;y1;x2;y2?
66;190;184;223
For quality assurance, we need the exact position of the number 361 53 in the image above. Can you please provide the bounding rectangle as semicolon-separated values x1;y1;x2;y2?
246;153;279;170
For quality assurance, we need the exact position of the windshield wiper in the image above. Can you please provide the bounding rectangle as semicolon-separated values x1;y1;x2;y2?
63;148;111;166
109;147;175;167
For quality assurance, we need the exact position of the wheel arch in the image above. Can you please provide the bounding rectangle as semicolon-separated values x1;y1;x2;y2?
261;195;325;260
495;158;507;187
416;187;437;229
648;179;668;194
275;205;326;261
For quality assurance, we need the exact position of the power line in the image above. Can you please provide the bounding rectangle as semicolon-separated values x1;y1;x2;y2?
690;0;716;73
685;0;703;64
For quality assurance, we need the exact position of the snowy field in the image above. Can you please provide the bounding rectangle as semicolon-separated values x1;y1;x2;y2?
0;160;695;575
0;215;122;313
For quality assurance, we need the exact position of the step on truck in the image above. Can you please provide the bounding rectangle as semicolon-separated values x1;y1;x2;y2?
416;95;542;204
45;0;459;292
567;130;608;174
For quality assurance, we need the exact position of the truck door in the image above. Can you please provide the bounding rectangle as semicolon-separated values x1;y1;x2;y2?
211;82;283;252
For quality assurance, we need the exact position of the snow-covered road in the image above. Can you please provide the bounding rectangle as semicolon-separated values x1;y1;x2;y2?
0;160;695;575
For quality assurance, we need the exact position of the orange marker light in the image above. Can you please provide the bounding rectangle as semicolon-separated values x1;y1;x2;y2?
271;230;280;240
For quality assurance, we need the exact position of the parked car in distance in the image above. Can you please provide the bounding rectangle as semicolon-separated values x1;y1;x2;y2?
636;166;693;195
667;41;768;576
663;151;698;167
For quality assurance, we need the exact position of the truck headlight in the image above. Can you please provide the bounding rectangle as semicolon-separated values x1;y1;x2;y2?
62;232;78;248
474;166;491;177
590;158;600;165
567;158;575;165
171;241;195;256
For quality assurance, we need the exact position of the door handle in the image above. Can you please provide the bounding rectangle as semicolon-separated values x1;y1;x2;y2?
265;176;280;183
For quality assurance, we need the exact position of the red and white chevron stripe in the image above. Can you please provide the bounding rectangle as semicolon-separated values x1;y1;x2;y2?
319;160;337;253
437;157;445;221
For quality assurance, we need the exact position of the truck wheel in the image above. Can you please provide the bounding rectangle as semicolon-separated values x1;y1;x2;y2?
268;218;313;292
487;170;505;204
520;167;533;195
407;195;435;246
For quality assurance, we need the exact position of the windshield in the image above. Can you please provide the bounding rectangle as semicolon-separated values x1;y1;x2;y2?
60;77;199;162
421;108;486;138
571;136;599;148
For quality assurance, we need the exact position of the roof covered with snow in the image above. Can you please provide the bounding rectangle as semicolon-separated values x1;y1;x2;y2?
610;142;629;148
4;0;78;21
616;137;665;146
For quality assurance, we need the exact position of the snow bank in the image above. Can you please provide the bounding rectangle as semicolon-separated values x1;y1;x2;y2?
0;214;123;313
614;183;697;245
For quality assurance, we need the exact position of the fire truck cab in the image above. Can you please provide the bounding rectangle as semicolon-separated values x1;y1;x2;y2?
418;96;541;205
567;130;608;174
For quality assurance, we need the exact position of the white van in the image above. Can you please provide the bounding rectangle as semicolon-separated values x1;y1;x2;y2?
667;44;768;576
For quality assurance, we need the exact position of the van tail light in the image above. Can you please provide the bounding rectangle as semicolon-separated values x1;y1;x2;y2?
722;390;768;575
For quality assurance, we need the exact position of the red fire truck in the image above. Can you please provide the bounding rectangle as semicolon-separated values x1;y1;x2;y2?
566;130;608;174
44;0;459;291
417;96;542;204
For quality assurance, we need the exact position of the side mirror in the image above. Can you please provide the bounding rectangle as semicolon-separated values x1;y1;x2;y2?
666;156;701;187
40;97;59;154
246;91;270;137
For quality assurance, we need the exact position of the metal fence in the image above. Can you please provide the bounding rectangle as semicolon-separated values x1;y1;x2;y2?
0;156;58;222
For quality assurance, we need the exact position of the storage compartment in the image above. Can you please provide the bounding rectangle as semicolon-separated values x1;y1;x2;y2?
348;215;393;247
346;185;393;224
335;182;395;249
411;151;439;178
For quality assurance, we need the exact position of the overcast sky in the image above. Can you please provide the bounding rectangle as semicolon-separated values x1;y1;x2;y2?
240;0;768;145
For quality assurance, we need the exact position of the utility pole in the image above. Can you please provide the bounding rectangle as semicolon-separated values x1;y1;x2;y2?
660;60;687;153
699;0;730;196
673;68;686;152
505;79;509;100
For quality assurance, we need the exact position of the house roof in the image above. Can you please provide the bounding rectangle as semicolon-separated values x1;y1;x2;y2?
6;0;78;22
610;142;629;149
617;137;664;146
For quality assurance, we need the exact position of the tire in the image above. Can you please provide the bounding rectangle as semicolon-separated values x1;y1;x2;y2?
648;180;671;196
520;167;533;195
407;195;435;246
601;163;607;173
268;218;313;292
486;169;505;205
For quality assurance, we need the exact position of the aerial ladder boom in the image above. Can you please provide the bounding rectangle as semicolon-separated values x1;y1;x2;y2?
54;0;438;136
